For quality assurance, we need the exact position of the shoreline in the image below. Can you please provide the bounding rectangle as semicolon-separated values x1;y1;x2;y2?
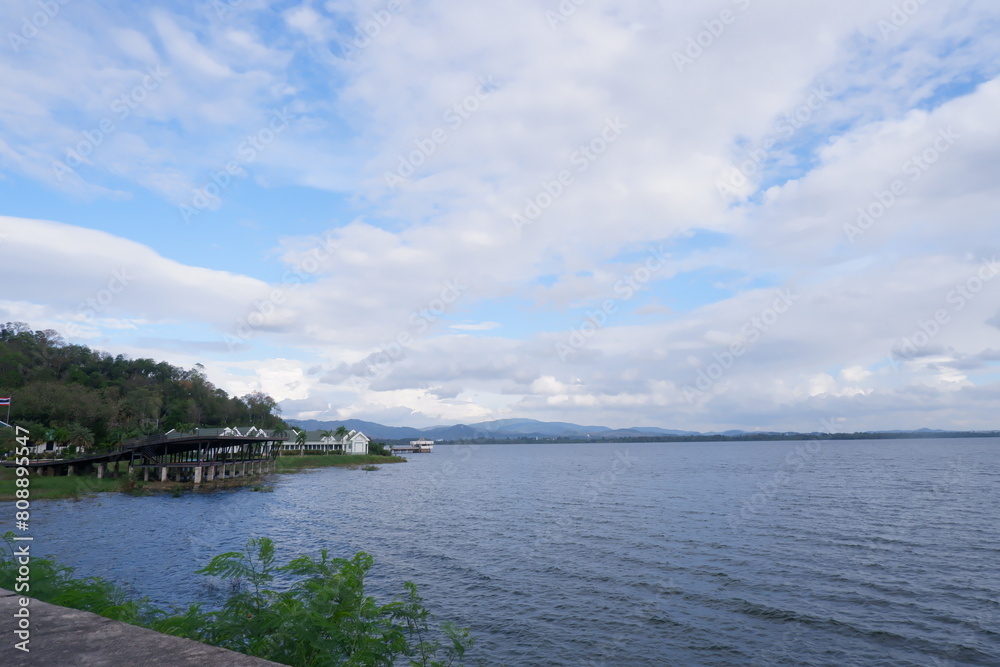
0;453;406;501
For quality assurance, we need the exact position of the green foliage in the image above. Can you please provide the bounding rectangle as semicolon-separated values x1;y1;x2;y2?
275;454;406;471
0;533;474;667
0;467;133;500
368;442;391;456
0;322;287;447
0;533;160;625
249;483;275;492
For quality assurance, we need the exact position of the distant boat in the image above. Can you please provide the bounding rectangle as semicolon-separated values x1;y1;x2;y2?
392;439;434;453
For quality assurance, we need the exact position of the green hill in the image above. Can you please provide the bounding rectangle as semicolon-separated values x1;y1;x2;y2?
0;322;284;455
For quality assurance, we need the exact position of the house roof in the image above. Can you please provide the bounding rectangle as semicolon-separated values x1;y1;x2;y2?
165;426;282;438
290;429;369;441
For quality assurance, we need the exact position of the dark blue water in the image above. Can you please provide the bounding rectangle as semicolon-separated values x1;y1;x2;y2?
26;439;1000;665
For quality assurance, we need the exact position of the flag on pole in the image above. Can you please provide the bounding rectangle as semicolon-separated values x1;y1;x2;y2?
0;398;10;406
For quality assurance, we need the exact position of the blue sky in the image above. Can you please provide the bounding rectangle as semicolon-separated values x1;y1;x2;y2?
2;0;1000;431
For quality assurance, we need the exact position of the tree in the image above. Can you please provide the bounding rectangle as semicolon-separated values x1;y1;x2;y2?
0;324;286;442
318;429;335;455
242;391;278;426
369;442;390;456
334;426;350;454
0;535;475;666
292;429;307;456
51;426;71;447
66;424;95;454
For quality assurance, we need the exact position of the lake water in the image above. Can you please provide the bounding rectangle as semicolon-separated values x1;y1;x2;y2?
26;439;1000;665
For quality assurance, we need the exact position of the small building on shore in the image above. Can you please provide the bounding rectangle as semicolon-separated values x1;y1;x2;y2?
284;429;370;455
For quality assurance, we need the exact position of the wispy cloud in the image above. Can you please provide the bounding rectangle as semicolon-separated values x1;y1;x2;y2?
1;0;999;430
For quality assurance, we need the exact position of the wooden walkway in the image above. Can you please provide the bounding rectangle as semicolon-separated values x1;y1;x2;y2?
1;588;282;666
3;432;286;485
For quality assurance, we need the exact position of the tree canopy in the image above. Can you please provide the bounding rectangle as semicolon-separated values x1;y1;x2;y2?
0;322;285;452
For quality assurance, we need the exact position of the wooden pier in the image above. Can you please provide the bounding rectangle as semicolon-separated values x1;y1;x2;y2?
391;439;434;453
3;430;286;485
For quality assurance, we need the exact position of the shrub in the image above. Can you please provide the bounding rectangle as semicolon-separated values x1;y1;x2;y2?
1;533;473;666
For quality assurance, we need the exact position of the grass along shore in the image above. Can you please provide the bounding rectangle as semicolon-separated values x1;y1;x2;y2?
0;453;406;501
275;452;407;470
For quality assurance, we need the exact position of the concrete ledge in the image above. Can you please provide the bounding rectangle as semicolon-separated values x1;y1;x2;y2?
1;588;284;666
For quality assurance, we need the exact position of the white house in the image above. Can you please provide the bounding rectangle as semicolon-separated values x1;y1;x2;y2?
284;429;370;455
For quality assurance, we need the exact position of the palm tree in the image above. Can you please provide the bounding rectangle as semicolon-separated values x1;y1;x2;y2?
334;426;349;453
299;429;312;456
66;424;94;455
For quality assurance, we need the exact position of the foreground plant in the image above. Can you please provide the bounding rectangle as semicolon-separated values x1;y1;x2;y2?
1;533;473;666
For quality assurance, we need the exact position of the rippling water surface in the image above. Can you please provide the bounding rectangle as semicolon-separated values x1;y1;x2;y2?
28;439;1000;665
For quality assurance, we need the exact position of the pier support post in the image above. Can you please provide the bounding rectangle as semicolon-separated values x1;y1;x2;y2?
160;467;168;482
144;467;149;482
206;465;214;482
194;466;202;485
67;465;74;476
97;464;105;479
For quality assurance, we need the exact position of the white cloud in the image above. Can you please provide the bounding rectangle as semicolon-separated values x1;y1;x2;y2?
2;0;1000;431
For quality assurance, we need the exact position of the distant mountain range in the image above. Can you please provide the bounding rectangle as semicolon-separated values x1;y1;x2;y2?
285;417;958;442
